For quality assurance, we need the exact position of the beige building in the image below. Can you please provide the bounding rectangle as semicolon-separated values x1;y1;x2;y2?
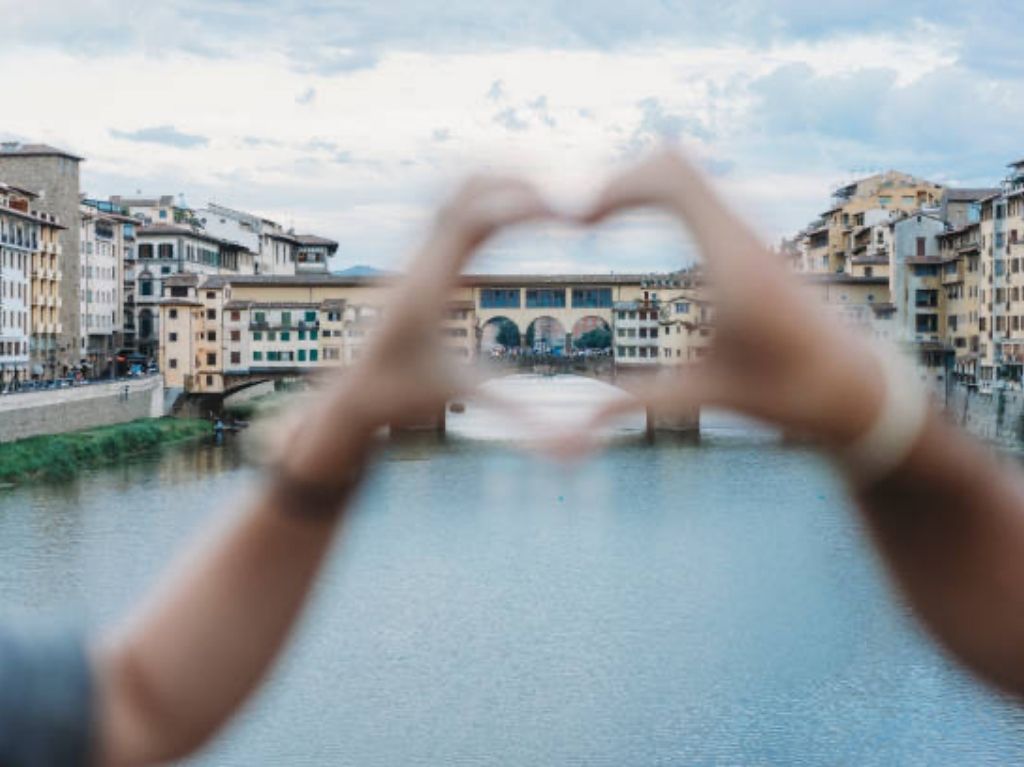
798;171;943;275
974;163;1024;388
658;290;713;365
937;221;982;383
159;273;680;394
30;208;64;379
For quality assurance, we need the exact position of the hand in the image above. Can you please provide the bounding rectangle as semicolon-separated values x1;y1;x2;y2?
266;177;557;486
580;150;886;448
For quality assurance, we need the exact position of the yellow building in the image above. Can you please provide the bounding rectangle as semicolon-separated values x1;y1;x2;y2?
937;222;982;383
799;171;943;275
30;209;64;379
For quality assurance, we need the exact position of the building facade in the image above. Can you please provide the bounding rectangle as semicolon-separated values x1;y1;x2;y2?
0;143;83;373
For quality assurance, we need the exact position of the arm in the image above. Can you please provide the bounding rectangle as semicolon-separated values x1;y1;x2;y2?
93;178;555;766
582;150;1024;697
856;414;1024;695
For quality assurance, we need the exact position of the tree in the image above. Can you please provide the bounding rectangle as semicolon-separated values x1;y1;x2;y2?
575;326;612;350
494;319;520;348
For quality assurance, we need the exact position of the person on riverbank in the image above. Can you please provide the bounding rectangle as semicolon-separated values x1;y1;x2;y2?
5;153;1024;766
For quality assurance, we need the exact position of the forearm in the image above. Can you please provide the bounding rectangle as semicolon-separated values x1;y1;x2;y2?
95;397;372;765
853;411;1024;694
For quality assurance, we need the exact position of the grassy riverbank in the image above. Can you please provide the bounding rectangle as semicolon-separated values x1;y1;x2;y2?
0;418;213;485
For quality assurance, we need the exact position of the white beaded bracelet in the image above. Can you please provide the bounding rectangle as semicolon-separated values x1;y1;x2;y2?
832;345;931;488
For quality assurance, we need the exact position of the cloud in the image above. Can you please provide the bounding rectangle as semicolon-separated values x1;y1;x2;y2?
295;86;316;105
486;79;505;101
528;95;556;128
493;107;529;132
109;125;209;149
432;128;452;142
621;97;711;157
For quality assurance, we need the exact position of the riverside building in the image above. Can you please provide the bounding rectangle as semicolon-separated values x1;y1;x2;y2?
0;143;84;373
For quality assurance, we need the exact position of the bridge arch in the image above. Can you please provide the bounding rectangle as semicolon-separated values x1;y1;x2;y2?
480;316;521;353
571;316;612;350
525;316;567;353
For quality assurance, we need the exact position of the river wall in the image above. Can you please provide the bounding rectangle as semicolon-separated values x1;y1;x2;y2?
946;384;1024;448
0;376;165;443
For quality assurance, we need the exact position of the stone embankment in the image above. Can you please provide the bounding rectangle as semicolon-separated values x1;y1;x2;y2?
946;384;1024;448
0;375;165;443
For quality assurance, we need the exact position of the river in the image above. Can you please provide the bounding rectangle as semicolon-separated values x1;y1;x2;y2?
1;375;1022;764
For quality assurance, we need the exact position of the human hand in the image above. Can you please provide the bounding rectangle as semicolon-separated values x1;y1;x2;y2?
578;150;886;448
265;177;557;487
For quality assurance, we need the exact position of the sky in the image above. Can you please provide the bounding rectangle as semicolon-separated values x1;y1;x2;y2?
3;0;1023;274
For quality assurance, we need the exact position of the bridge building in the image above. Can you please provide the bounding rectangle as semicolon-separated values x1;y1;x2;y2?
157;271;709;397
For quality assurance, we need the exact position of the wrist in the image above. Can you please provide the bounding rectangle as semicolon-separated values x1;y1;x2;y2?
822;344;931;487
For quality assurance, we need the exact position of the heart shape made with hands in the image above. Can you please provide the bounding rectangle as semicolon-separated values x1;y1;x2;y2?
255;149;874;471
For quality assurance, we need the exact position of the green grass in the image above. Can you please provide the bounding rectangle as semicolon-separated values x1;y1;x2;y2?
0;418;212;485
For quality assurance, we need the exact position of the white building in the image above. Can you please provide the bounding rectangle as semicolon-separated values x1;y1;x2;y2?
0;182;36;386
132;224;254;358
613;298;661;366
79;202;132;373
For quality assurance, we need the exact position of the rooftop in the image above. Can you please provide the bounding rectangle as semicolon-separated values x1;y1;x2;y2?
943;187;1001;203
0;142;83;161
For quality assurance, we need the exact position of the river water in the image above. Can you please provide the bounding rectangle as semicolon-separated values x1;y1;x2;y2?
1;375;1023;765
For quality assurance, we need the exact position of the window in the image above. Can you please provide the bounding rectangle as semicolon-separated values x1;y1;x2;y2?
206;352;216;365
229;329;239;341
309;330;318;341
674;302;689;314
205;375;213;386
168;308;178;319
916;237;926;257
254;311;266;324
525;289;566;308
140;281;153;296
298;330;306;341
230;310;240;321
169;332;178;342
169;359;177;369
230;351;241;364
310;349;318;362
480;288;521;309
280;331;290;341
304;310;317;322
253;351;263;361
298;349;307;362
206;309;216;320
208;331;217;341
158;243;173;259
138;243;153;259
281;311;292;327
253;331;263;341
572;288;612;308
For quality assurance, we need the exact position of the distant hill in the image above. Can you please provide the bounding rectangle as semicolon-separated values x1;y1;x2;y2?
332;265;392;277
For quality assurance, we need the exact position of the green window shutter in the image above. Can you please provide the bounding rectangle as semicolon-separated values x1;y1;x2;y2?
310;330;318;340
253;351;262;361
253;331;262;341
310;349;318;362
298;349;307;362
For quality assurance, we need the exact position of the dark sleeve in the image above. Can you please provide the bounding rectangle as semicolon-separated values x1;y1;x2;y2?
0;627;94;767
